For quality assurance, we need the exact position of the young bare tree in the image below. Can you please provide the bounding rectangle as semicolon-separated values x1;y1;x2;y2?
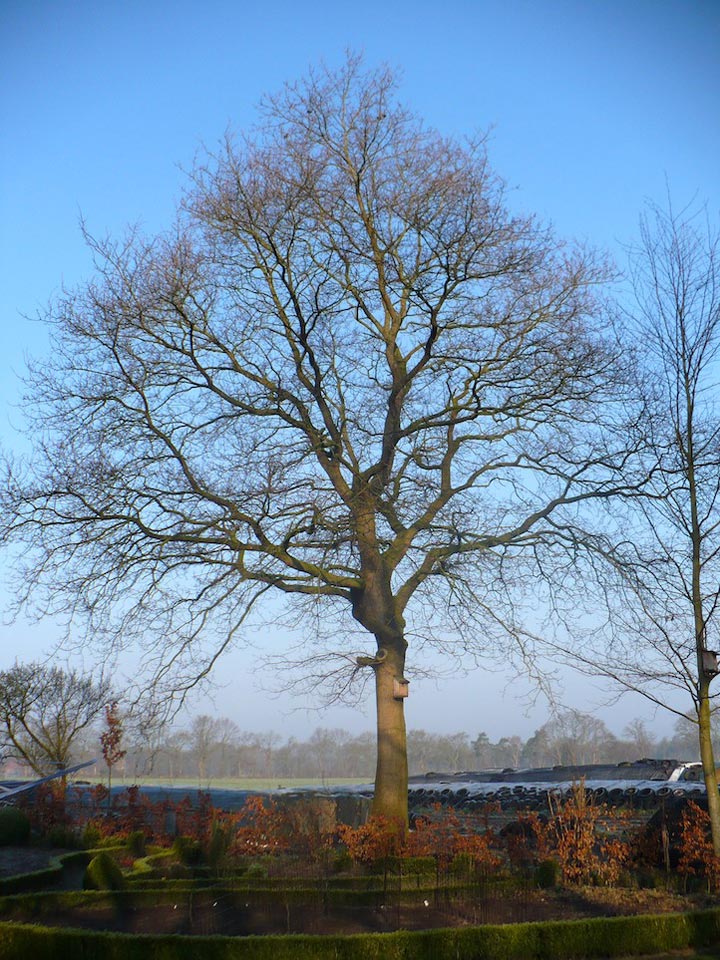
551;198;720;850
634;198;720;849
100;699;126;806
1;56;637;825
0;662;109;777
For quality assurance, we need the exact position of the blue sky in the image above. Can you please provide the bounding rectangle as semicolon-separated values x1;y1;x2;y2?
0;0;719;739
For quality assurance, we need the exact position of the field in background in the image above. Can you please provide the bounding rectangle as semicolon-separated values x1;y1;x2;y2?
77;776;369;791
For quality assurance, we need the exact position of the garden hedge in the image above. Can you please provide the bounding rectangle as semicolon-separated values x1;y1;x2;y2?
0;906;720;959
0;881;518;915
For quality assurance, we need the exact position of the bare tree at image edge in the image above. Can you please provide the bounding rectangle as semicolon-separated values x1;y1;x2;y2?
0;662;109;783
1;57;641;827
548;198;720;853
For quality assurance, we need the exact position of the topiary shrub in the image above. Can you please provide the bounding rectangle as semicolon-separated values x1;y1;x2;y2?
206;820;231;876
126;830;145;857
0;807;31;846
535;858;561;889
172;835;202;866
83;852;126;891
81;822;102;849
330;848;353;874
245;862;268;881
46;825;81;849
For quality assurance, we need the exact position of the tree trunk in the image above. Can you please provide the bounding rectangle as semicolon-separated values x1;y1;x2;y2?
689;474;720;853
371;642;409;829
697;682;720;855
349;549;409;829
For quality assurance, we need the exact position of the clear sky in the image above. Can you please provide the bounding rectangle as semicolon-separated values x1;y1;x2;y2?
0;0;718;740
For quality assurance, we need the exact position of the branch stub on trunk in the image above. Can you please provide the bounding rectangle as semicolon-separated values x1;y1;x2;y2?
356;649;388;669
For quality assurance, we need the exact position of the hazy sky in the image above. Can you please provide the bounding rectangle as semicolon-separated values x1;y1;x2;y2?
1;0;718;740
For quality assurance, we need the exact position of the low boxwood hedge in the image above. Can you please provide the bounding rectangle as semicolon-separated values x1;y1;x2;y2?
0;888;208;919
0;905;720;959
3;880;499;910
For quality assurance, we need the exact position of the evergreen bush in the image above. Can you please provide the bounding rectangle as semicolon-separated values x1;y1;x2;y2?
245;862;268;881
126;831;146;857
47;825;81;849
172;835;202;866
0;808;30;846
83;852;126;891
206;820;230;875
535;859;560;889
82;822;103;848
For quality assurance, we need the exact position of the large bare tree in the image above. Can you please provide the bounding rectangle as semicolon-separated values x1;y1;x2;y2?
2;57;636;824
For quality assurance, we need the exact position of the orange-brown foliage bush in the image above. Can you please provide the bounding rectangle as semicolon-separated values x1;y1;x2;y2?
520;783;630;885
677;800;720;892
336;814;405;864
406;805;501;872
231;795;288;856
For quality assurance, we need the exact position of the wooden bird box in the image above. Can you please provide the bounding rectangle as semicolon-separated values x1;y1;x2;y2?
703;650;719;676
393;677;409;700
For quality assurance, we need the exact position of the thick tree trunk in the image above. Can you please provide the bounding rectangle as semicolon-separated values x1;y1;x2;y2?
371;642;409;828
349;545;409;829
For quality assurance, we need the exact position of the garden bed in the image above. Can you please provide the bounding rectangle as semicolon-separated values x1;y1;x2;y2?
3;783;720;952
0;846;89;893
0;847;60;878
2;884;718;936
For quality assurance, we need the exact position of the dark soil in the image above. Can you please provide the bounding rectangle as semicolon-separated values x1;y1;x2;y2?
0;846;62;878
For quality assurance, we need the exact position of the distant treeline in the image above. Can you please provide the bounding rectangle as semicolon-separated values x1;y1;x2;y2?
4;708;705;784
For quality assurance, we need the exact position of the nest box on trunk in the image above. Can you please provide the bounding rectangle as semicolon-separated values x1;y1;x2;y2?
393;676;410;700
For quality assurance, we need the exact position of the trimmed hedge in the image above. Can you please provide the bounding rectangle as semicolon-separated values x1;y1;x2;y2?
0;906;720;959
129;849;176;879
0;880;505;910
0;885;448;915
0;889;205;919
125;869;515;895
